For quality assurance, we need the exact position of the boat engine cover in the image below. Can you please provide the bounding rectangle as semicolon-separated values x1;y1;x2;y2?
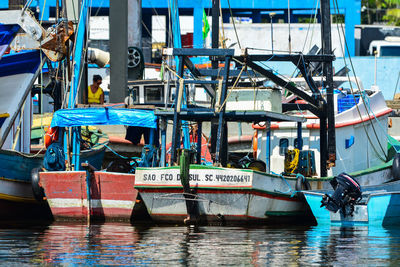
321;172;362;217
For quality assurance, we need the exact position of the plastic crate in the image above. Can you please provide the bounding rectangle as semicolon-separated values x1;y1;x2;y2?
337;95;360;113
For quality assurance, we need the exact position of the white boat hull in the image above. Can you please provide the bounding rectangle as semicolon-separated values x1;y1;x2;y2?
135;162;394;223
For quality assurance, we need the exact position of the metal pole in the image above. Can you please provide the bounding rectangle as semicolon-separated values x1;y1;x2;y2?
196;122;202;164
109;0;128;103
170;55;184;165
128;0;142;48
210;0;220;161
320;0;336;171
320;116;327;177
374;51;377;85
265;120;271;173
269;13;275;53
297;122;303;150
288;0;291;54
215;56;231;165
160;119;167;167
212;0;219;51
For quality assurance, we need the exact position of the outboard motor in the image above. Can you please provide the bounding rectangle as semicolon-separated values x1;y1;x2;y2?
321;173;362;217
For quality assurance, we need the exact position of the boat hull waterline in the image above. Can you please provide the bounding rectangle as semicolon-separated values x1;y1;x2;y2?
304;191;400;226
39;171;137;221
135;163;394;223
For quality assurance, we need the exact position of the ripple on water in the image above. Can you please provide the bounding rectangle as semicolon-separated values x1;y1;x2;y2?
0;223;398;265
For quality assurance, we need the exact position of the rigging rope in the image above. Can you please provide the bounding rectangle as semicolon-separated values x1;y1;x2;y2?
333;0;388;161
226;0;241;49
288;0;291;54
301;0;319;53
219;0;227;49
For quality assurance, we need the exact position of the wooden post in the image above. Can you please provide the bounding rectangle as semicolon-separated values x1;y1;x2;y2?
180;149;198;223
82;162;96;222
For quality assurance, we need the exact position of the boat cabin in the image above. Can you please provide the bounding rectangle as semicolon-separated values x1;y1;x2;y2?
255;78;392;177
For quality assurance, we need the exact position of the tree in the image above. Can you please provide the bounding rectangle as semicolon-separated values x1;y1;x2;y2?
361;0;400;25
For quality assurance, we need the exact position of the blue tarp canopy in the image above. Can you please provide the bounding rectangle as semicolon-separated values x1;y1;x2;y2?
0;24;20;59
51;108;157;129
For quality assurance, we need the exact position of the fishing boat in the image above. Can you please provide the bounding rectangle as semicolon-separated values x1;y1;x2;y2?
303;172;400;226
37;107;157;221
0;9;106;219
0;13;52;218
255;76;392;177
134;0;398;224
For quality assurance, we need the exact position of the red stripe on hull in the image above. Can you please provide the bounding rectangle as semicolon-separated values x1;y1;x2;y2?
40;172;138;220
138;188;300;202
50;207;134;220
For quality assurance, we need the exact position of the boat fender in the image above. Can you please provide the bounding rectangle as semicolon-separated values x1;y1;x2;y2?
252;131;258;159
31;168;45;202
392;153;400;180
44;127;59;148
295;175;311;198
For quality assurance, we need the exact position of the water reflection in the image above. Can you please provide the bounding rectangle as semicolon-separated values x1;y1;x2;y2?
304;226;400;266
38;223;143;265
0;222;399;265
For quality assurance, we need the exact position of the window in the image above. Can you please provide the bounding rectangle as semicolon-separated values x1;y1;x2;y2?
381;46;400;57
144;86;164;103
279;138;289;156
169;86;176;102
127;86;138;105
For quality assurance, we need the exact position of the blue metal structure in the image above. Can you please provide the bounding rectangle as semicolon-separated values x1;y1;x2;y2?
7;0;361;56
169;0;191;149
68;0;89;171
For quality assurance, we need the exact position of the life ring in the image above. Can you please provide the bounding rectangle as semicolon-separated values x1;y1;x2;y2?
44;126;59;148
295;175;311;199
31;168;45;202
392;153;400;180
252;130;258;159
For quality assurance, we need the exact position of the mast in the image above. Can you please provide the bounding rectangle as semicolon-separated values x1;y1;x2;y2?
210;0;228;165
69;0;89;170
320;0;336;176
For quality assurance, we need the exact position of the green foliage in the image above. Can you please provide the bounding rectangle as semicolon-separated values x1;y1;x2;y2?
383;8;400;25
297;17;317;23
332;14;345;24
361;0;400;25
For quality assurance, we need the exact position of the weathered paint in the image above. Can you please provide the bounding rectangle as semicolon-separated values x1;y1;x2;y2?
136;163;395;223
304;191;400;226
40;171;137;221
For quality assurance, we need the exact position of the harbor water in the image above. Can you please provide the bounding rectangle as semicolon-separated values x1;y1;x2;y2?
1;222;400;265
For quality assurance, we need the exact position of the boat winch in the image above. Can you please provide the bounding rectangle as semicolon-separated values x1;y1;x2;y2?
320;173;362;217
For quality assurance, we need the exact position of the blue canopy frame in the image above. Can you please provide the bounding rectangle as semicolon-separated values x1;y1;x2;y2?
51;107;157;129
52;107;157;171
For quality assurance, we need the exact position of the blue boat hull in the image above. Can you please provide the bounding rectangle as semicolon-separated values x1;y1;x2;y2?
304;191;400;226
0;146;106;204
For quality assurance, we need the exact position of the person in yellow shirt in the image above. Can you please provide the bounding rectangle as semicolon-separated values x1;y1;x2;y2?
86;75;104;104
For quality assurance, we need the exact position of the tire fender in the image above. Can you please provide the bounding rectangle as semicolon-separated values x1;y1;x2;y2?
295;175;311;198
392;153;400;180
31;168;45;202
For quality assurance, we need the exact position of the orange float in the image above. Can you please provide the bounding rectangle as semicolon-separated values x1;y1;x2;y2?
44;127;59;148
